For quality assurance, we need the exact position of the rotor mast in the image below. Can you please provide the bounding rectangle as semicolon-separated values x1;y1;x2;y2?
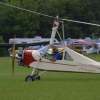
50;16;60;45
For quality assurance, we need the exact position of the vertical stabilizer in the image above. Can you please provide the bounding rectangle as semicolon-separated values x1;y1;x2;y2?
65;46;100;66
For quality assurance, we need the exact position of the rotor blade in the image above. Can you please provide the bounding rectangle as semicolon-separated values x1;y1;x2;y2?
0;2;100;27
0;1;54;19
62;18;100;27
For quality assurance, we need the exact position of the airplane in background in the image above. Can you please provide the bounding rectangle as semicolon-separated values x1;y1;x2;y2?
9;36;59;45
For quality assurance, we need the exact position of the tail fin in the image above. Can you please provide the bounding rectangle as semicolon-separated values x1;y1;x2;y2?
65;46;100;66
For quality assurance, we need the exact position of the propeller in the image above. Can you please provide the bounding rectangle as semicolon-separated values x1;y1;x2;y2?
11;34;16;75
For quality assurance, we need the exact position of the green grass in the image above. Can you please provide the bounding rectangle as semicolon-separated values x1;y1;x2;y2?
0;55;100;100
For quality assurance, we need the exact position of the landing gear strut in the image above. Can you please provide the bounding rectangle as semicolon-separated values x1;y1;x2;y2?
25;74;40;82
25;68;40;82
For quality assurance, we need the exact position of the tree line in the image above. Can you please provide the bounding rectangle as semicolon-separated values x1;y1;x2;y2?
0;0;100;43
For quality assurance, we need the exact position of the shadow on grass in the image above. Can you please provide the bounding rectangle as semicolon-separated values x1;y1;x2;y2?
41;73;100;82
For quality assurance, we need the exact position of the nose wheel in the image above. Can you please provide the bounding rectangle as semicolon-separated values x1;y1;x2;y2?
25;74;40;82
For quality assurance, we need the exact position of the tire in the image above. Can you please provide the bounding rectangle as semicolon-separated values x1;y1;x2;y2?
36;76;40;80
25;75;35;82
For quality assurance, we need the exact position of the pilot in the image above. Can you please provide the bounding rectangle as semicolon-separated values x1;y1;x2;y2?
51;46;62;61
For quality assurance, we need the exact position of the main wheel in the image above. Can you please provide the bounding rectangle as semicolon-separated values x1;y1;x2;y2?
36;75;40;80
25;75;35;82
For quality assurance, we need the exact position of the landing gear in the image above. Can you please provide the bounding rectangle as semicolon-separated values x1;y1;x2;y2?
25;74;40;82
25;67;41;82
25;75;34;82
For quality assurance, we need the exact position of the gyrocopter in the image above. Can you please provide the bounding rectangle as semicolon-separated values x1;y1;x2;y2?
1;2;100;82
15;16;100;82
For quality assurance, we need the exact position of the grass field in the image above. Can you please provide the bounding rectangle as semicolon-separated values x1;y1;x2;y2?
0;54;100;100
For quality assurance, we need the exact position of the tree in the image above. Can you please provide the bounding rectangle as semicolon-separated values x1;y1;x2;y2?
1;0;100;41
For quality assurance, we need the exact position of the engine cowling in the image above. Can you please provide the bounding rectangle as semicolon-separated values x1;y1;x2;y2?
22;50;41;67
17;49;41;67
